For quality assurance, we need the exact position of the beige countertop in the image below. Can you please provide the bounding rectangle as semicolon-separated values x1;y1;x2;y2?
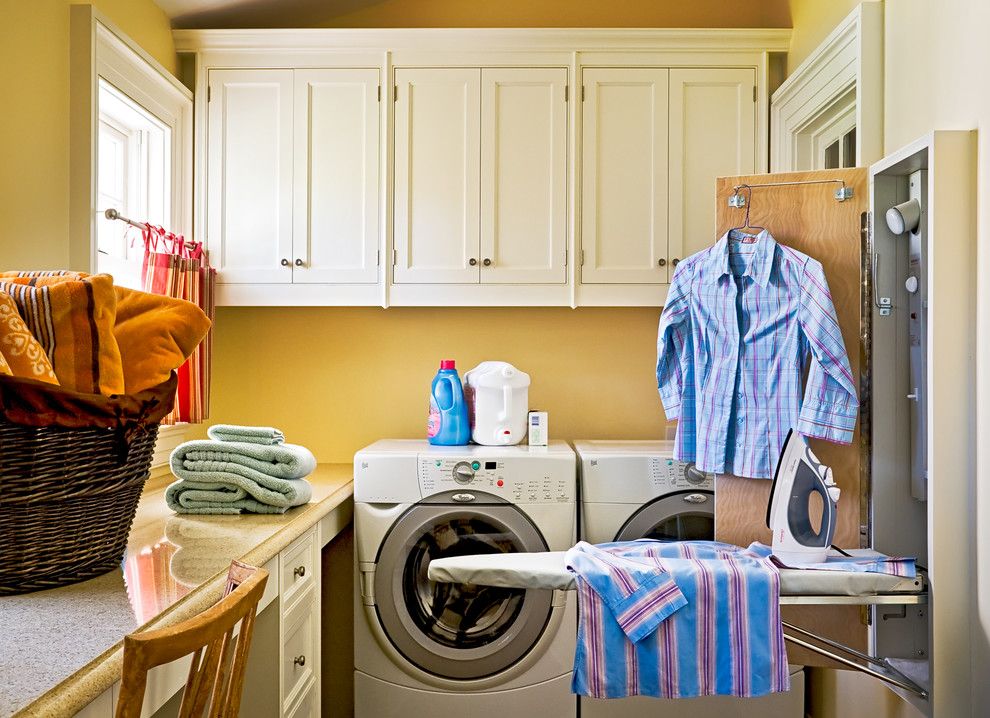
0;464;354;718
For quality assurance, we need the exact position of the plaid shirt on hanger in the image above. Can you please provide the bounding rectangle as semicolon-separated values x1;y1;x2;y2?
656;229;858;479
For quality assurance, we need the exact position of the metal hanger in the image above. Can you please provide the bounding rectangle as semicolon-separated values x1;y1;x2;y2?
728;184;765;238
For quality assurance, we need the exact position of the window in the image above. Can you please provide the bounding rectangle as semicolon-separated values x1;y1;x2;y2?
96;80;172;285
92;21;191;287
823;126;857;170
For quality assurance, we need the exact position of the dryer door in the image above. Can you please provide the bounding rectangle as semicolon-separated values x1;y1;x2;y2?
374;497;554;680
614;490;715;541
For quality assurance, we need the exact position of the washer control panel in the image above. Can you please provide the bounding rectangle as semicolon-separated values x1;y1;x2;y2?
648;457;715;491
418;455;575;503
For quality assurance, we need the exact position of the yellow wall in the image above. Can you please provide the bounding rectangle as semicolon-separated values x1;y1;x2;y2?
785;0;861;74
0;0;176;271
173;0;790;29
208;307;668;462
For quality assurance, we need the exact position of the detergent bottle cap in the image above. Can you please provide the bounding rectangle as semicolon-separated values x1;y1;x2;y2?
440;359;456;370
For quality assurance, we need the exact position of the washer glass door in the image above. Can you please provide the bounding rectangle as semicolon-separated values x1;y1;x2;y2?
615;490;715;542
374;497;553;680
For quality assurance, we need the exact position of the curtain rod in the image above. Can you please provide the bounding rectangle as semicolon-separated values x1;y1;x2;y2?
729;178;854;207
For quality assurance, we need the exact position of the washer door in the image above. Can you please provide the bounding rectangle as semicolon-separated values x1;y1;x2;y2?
614;490;715;542
374;497;553;680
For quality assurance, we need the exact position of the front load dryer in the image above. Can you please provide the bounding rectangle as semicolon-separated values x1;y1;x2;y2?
574;440;804;718
353;440;577;718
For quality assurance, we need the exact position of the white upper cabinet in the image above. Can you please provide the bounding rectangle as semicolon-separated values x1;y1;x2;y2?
480;68;568;285
581;68;669;284
208;69;293;284
393;68;481;284
668;68;757;270
293;69;380;284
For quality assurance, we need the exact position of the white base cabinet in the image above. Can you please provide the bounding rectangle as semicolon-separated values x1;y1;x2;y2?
177;29;783;306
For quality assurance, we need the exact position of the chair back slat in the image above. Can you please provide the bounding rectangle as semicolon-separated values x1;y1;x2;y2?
116;560;268;718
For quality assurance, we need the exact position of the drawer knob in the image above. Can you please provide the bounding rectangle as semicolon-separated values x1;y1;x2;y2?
658;258;667;267
671;258;680;267
294;258;305;267
483;258;492;267
280;258;290;267
293;565;306;578
294;655;306;667
468;258;478;266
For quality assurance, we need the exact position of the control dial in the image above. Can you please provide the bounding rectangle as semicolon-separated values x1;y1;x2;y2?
684;463;708;485
453;462;475;484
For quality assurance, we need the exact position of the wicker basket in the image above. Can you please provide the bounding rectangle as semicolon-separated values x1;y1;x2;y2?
0;374;176;595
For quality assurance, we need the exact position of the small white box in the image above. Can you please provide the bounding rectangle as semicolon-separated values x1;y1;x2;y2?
527;411;548;446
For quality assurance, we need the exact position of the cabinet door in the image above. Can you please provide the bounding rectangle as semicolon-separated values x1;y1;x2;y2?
581;68;669;284
480;68;567;284
207;69;293;284
668;68;756;277
293;69;380;284
393;68;481;284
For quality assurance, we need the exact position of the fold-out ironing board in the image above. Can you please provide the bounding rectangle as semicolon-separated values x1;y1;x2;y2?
428;550;929;699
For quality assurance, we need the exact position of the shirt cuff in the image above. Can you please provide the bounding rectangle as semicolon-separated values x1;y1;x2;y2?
612;573;688;643
659;390;681;421
797;402;857;444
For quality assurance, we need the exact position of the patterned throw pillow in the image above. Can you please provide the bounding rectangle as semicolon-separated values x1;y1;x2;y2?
0;293;59;384
0;274;124;395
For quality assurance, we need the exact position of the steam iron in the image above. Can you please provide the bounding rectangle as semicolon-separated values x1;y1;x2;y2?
766;429;841;565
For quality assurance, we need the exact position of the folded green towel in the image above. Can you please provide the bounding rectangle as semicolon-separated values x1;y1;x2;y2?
207;424;285;445
166;440;316;515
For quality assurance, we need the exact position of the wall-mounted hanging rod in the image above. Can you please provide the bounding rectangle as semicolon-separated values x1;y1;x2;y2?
104;207;148;231
728;178;854;207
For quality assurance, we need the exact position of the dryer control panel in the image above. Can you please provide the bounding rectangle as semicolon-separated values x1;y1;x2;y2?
418;455;575;503
648;457;714;492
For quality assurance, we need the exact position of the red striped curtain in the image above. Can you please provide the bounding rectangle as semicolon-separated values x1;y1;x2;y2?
141;226;215;424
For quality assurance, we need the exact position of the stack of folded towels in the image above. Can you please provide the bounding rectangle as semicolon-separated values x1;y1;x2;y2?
166;424;316;515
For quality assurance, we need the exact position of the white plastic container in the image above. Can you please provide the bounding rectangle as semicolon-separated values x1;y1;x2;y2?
463;361;531;446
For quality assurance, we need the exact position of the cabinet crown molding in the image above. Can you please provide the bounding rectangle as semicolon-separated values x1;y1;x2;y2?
174;27;791;54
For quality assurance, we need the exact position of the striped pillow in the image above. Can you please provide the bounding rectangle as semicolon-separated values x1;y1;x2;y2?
0;274;124;395
0;293;59;384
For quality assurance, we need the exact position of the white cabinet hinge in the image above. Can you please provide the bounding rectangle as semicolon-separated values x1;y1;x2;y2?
564;249;568;266
392;249;397;266
565;86;568;102
753;85;757;103
207;85;211;102
377;249;381;266
377;85;381;102
580;249;586;266
393;85;398;102
581;85;586;102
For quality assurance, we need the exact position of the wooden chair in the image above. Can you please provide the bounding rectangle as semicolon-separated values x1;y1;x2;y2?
115;560;269;718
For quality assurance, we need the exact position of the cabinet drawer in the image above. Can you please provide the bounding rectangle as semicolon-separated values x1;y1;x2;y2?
285;678;319;718
282;585;318;708
280;528;317;610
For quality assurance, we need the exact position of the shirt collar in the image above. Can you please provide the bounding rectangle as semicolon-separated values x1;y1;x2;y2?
703;229;776;287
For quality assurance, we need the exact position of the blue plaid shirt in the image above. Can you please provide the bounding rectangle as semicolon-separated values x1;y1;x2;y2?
657;230;858;479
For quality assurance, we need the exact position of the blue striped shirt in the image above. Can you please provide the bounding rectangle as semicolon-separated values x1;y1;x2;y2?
657;230;858;479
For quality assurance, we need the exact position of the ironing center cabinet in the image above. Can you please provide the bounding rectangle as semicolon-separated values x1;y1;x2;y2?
179;30;783;306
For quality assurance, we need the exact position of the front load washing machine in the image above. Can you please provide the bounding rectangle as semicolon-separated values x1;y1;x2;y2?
353;440;577;718
575;440;805;718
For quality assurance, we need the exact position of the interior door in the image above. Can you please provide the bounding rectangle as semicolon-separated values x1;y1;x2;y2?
712;167;868;668
293;68;380;284
393;68;481;284
581;68;669;284
480;68;568;285
668;68;757;279
207;69;293;284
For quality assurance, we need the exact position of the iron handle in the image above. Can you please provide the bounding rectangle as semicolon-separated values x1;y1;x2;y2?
294;655;306;667
483;258;492;266
658;258;667;267
469;258;478;266
280;258;290;267
294;258;305;267
293;565;306;578
671;258;680;267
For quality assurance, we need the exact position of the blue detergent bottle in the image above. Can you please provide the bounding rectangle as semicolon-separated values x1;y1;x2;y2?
428;360;471;446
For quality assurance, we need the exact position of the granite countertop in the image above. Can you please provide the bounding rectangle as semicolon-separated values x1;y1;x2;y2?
0;464;354;718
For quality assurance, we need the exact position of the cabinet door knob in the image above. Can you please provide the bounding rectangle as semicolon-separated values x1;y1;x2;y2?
294;258;305;267
483;258;492;266
468;258;478;266
280;258;290;267
671;258;680;267
293;565;306;578
658;258;667;267
294;655;306;667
